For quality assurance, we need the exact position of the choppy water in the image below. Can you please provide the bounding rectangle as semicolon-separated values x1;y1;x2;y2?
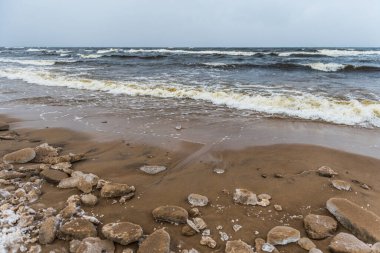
0;47;380;127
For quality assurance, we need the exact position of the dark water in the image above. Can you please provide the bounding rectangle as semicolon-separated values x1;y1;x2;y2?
0;47;380;127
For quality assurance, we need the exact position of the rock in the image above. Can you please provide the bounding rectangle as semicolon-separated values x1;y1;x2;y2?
29;245;42;253
182;225;197;236
255;238;279;253
76;237;115;253
51;162;73;174
60;218;97;240
40;169;69;184
122;249;134;253
58;177;80;189
139;165;167;175
17;164;47;174
0;170;26;179
304;214;338;239
0;121;9;131
39;216;58;244
372;243;380;253
152;205;188;224
332;180;352;191
267;226;300;245
102;222;143;245
187;217;207;232
274;205;282;211
69;240;81;253
317;166;338;177
329;233;371;253
233;188;258;206
81;194;98;206
258;194;272;200
100;182;135;198
257;199;270;207
200;236;217;249
137;228;170;253
77;178;94;193
189;208;200;217
3;148;36;164
187;193;208;207
33;143;60;162
298;237;316;251
326;197;380;243
60;203;78;219
225;240;254;253
309;249;323;253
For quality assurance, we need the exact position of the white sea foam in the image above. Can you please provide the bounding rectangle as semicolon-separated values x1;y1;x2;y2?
125;48;260;56
303;62;346;72
78;54;103;59
279;49;380;57
97;48;119;54
26;48;45;52
1;67;380;128
203;62;228;66
0;58;56;66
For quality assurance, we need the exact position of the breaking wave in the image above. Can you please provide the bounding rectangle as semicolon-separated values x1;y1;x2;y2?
1;67;380;128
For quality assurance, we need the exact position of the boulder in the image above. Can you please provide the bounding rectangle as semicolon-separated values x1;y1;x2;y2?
267;226;300;245
137;228;170;253
102;222;143;245
297;237;316;251
317;166;338;177
3;148;36;164
327;198;380;243
332;180;352;191
59;218;97;240
81;194;98;206
0;121;9;131
39;216;58;244
40;169;69;184
139;165;167;175
100;183;135;198
304;214;337;239
329;233;371;253
152;205;188;224
76;237;115;253
188;193;208;207
225;240;254;253
233;188;257;206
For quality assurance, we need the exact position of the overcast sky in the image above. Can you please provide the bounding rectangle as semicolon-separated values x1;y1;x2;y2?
1;0;380;47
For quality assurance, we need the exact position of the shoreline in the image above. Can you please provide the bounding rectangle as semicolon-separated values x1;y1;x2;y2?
1;114;380;252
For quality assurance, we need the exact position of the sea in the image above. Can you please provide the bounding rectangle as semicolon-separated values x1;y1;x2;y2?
0;47;380;128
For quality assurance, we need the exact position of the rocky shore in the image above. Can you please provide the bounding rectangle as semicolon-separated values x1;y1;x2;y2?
1;117;380;253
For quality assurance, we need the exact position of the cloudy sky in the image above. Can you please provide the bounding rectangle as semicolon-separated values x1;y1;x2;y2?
1;0;379;47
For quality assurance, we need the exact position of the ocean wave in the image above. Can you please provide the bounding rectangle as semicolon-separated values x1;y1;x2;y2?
280;49;380;57
0;58;56;66
97;48;120;54
303;63;346;72
1;67;380;128
78;54;103;59
125;48;261;56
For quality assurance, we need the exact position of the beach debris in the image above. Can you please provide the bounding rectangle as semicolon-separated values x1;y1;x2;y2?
225;240;254;253
326;197;380;243
331;180;352;191
213;168;225;174
274;205;282;211
0;121;9;131
304;214;337;239
267;226;300;245
59;218;97;240
232;224;242;232
100;182;135;198
188;193;209;207
329;233;371;253
219;231;229;241
75;237;115;253
317;166;338;177
40;169;69;184
152;205;188;224
182;224;197;236
139;165;167;175
187;217;207;232
297;237;316;251
233;188;258;206
200;236;217;249
39;216;59;244
80;193;98;206
101;222;143;246
137;228;170;253
3;148;36;164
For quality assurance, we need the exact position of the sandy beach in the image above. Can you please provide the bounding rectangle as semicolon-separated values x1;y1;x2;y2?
1;112;380;253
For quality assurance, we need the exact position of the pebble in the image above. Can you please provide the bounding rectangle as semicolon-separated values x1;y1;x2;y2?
139;165;167;175
100;182;135;198
309;249;323;253
225;240;254;253
200;236;217;249
80;194;98;206
137;228;170;253
75;237;115;253
267;226;300;245
102;222;143;245
39;216;58;244
304;214;337;239
331;180;352;191
59;218;97;240
187;193;209;207
233;188;258;206
274;205;282;211
329;232;371;253
3;148;36;164
152;205;188;224
327;197;380;243
182;224;197;236
40;169;69;184
317;166;338;177
297;237;316;251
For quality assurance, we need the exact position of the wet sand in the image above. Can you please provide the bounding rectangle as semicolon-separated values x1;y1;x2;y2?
1;114;380;252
